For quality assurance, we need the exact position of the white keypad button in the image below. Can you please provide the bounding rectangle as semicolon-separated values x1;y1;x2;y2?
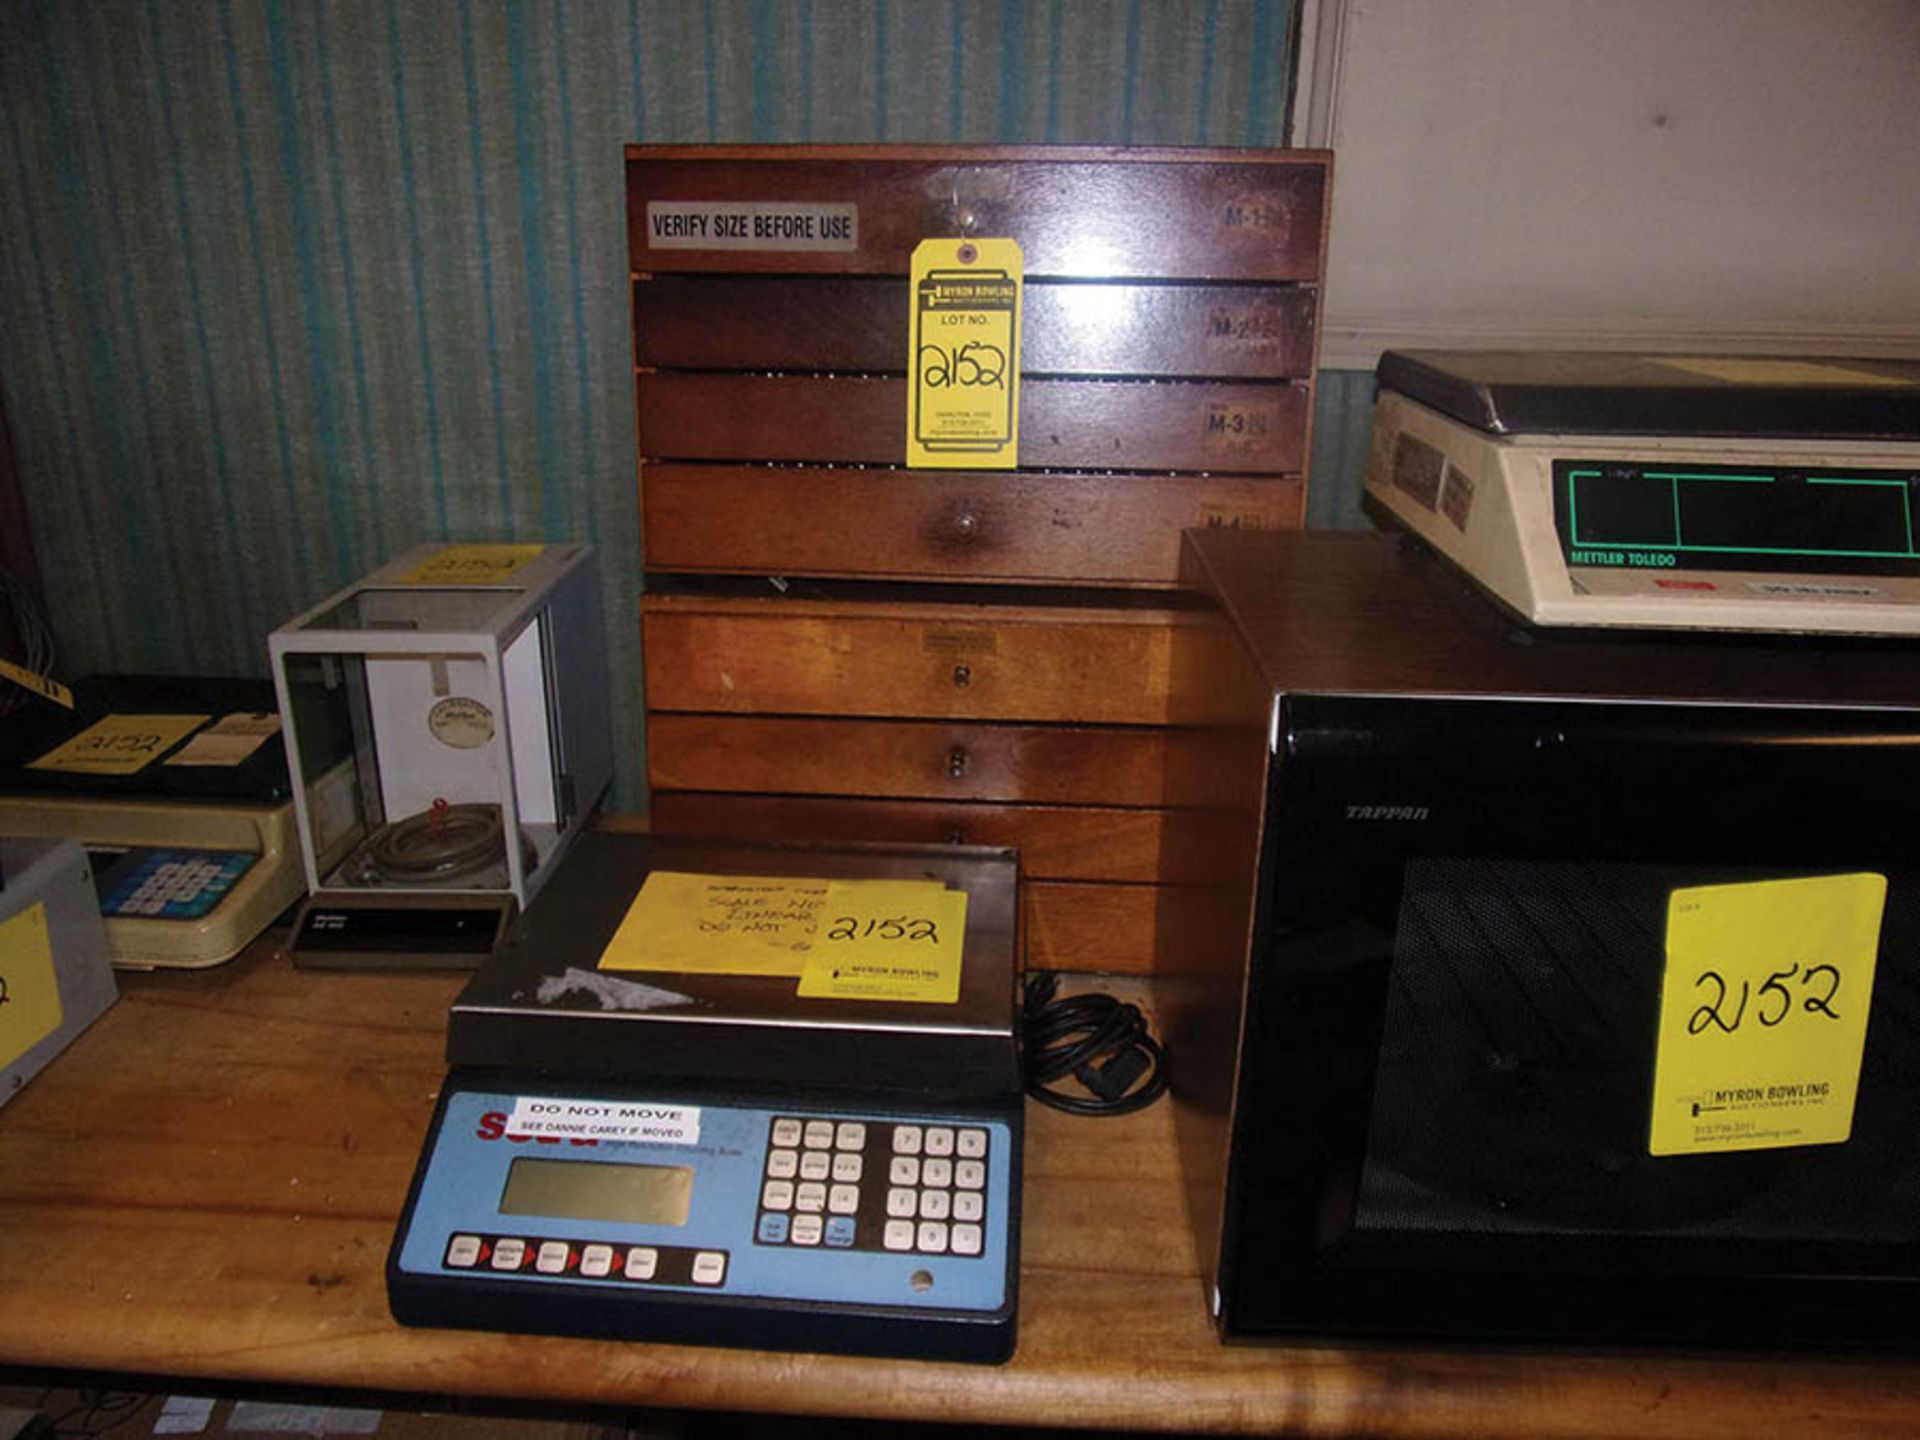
883;1219;916;1251
691;1250;728;1285
535;1240;570;1274
888;1155;921;1187
887;1187;919;1218
951;1223;984;1256
803;1120;835;1149
953;1190;984;1223
790;1214;824;1246
835;1121;867;1151
490;1238;527;1271
771;1118;803;1147
892;1125;923;1155
625;1247;659;1280
921;1157;953;1188
919;1189;951;1220
924;1126;956;1157
954;1159;986;1190
579;1244;614;1278
916;1221;949;1253
445;1234;482;1268
957;1128;988;1158
795;1181;827;1213
761;1179;795;1211
829;1184;861;1215
831;1152;863;1183
799;1150;831;1181
766;1148;799;1179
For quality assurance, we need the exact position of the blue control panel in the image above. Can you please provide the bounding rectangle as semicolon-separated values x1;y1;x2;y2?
388;1077;1021;1362
89;846;258;921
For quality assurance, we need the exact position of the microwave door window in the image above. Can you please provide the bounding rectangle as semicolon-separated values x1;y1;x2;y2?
1349;858;1920;1250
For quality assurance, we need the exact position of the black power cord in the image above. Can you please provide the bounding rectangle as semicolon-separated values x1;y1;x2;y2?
1020;971;1169;1116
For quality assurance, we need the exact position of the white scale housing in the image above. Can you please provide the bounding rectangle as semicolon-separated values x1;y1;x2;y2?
1364;352;1920;635
269;544;612;963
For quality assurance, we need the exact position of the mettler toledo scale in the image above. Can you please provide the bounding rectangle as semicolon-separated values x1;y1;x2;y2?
1364;351;1920;634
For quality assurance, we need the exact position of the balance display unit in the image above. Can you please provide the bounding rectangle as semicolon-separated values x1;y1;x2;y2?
1364;350;1920;634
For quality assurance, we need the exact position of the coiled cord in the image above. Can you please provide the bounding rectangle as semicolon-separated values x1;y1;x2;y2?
1021;971;1170;1116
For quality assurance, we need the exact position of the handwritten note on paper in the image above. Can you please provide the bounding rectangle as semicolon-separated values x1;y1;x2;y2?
1649;873;1885;1156
598;872;830;978
0;902;62;1070
164;711;281;768
27;713;210;777
796;879;968;1004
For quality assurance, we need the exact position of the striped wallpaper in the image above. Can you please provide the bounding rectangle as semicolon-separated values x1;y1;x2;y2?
0;0;1337;810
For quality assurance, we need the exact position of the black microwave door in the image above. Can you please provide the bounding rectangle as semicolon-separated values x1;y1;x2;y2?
1220;697;1920;1348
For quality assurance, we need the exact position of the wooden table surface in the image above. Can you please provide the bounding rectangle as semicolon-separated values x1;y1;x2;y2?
2;941;1919;1437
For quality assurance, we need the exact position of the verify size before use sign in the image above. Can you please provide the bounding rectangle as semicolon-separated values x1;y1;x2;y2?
646;200;858;251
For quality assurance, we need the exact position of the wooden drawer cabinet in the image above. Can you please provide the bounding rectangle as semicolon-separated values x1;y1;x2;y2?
630;146;1330;972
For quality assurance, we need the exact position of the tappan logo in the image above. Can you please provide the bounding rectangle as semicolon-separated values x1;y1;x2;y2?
1344;804;1431;822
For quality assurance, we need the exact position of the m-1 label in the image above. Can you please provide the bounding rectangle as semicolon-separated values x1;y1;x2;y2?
506;1097;702;1144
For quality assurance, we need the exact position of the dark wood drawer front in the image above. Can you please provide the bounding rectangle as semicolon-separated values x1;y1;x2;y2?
635;277;1318;380
642;466;1303;585
628;150;1329;281
650;793;1168;885
647;715;1167;806
643;604;1175;724
637;374;1306;474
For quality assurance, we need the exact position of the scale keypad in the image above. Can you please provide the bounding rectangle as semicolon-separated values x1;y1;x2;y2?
757;1116;990;1257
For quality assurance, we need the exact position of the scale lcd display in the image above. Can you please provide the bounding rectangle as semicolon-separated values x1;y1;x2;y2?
499;1157;694;1226
1554;461;1920;576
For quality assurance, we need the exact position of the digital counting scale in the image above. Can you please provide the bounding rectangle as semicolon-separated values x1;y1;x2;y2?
1364;350;1920;635
387;832;1024;1364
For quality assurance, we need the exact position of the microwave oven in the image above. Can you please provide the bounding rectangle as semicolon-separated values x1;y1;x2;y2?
1164;528;1920;1348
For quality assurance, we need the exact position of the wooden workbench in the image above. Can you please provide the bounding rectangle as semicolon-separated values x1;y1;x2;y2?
2;940;1918;1437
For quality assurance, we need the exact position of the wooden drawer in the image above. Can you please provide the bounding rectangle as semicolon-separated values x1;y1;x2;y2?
642;596;1181;724
1025;881;1162;974
635;276;1318;379
636;373;1306;474
641;468;1304;586
627;147;1330;281
650;793;1168;885
646;715;1167;806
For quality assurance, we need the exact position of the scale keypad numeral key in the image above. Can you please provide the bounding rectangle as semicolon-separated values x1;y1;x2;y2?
756;1114;990;1257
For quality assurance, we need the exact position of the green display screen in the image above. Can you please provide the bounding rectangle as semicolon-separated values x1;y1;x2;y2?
499;1157;693;1226
1554;461;1920;576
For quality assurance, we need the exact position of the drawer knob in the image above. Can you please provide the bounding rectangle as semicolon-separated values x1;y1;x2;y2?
952;663;971;689
953;509;978;540
947;746;969;779
946;827;968;846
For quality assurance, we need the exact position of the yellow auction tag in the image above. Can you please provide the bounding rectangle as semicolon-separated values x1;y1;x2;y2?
906;238;1021;468
0;658;73;709
1649;873;1885;1156
599;872;827;978
28;713;210;776
796;880;968;1005
397;544;545;586
0;902;63;1071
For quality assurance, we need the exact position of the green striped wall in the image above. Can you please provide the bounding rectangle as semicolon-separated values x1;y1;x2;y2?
0;0;1340;811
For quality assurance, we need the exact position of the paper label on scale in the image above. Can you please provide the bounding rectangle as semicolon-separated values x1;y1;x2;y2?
506;1097;702;1145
